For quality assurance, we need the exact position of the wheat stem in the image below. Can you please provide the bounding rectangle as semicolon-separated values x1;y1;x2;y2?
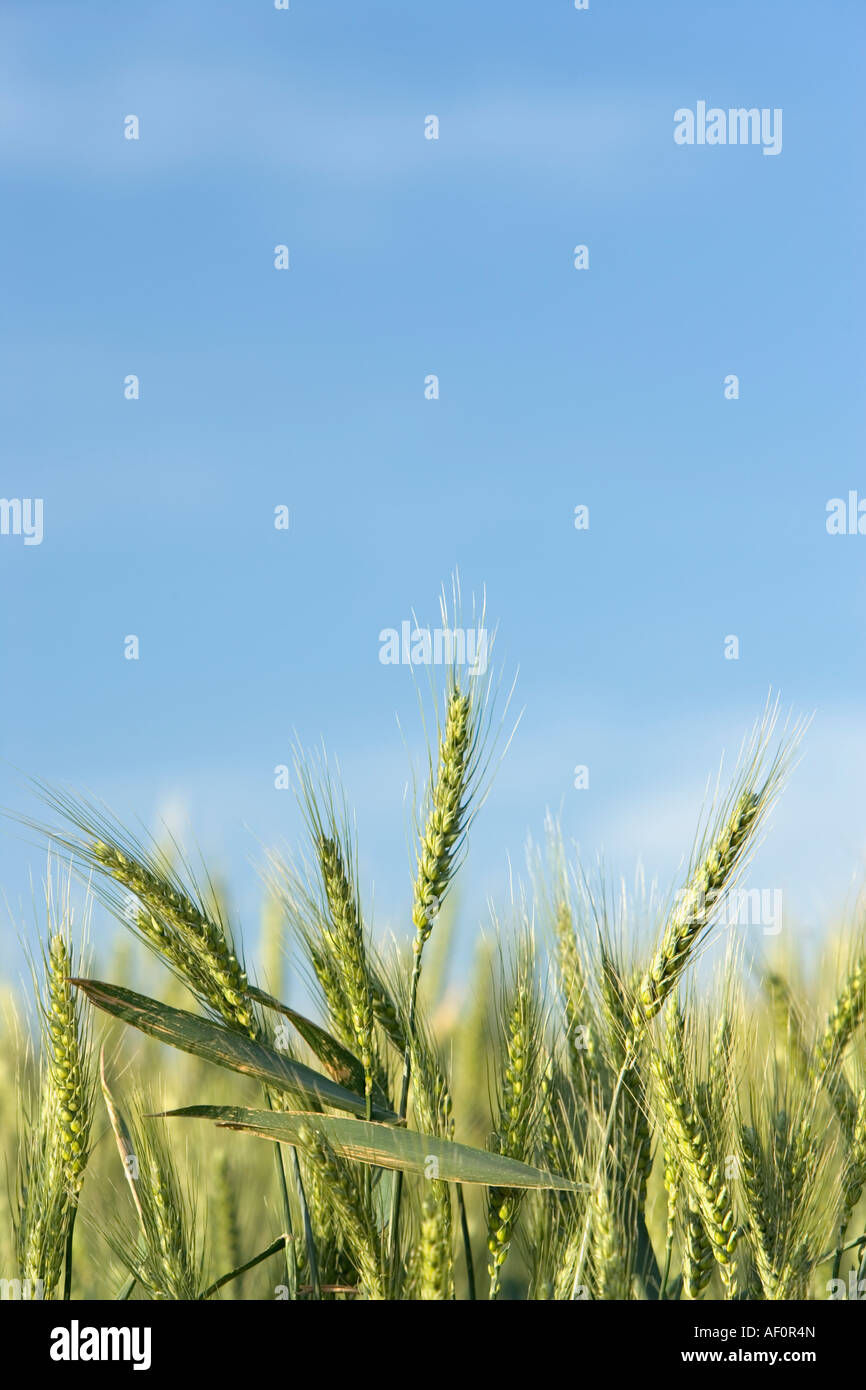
198;1235;289;1300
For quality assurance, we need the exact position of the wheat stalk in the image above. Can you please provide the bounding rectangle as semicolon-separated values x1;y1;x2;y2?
212;1152;242;1298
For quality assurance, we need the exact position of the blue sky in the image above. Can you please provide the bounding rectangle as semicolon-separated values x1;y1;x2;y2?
1;0;864;989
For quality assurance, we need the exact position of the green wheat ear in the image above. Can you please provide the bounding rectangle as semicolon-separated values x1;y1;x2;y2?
590;1177;629;1300
817;947;866;1075
46;933;92;1201
636;789;762;1028
682;1201;714;1300
286;753;386;1119
534;822;596;1089
410;577;508;972
739;1061;838;1301
24;787;259;1038
813;937;866;1135
295;1123;384;1301
417;1192;452;1300
15;897;93;1301
632;708;798;1040
389;591;508;1283
316;833;376;1100
101;1071;203;1301
486;934;544;1300
650;1000;739;1297
839;1091;866;1236
89;838;257;1036
412;682;473;953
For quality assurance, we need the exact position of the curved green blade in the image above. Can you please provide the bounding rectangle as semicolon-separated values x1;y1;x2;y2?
248;985;367;1094
71;978;397;1122
159;1105;587;1191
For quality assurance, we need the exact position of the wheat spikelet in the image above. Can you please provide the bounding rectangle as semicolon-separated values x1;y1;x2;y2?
147;1163;198;1300
658;1002;720;1301
682;1201;714;1299
777;1115;823;1298
528;1051;575;1297
369;970;405;1052
89;827;315;1296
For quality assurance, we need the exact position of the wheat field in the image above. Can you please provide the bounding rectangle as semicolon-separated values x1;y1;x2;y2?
2;620;864;1303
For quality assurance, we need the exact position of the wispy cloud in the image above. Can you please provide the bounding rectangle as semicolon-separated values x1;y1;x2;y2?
0;61;658;188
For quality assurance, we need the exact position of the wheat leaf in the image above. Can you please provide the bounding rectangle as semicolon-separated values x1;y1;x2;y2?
70;978;397;1122
247;985;367;1094
99;1047;146;1226
158;1106;588;1191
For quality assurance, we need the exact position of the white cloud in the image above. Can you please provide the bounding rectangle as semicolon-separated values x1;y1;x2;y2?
0;62;657;188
